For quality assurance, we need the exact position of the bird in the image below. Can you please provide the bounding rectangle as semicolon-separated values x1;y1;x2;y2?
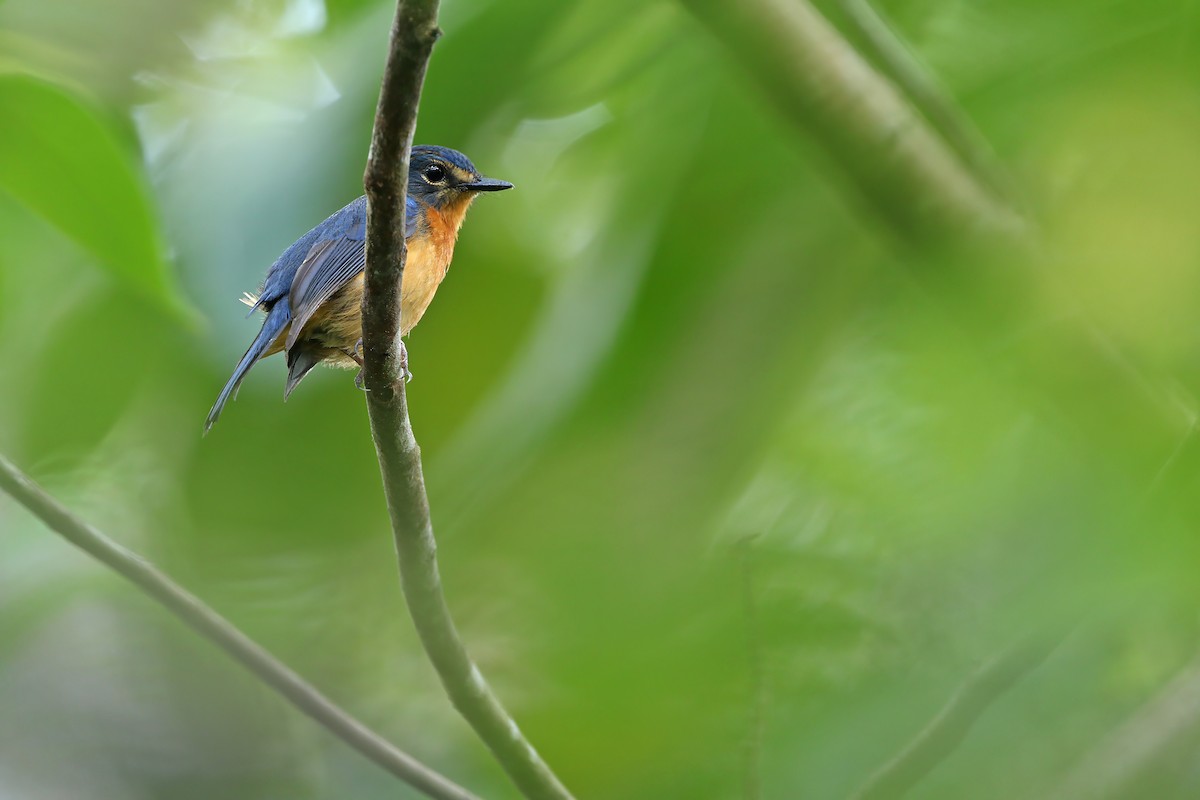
204;145;512;433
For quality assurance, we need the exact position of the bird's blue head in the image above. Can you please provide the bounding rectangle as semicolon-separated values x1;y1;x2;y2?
408;145;512;210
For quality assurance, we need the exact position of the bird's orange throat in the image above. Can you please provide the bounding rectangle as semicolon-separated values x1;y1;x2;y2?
424;192;478;243
398;193;477;334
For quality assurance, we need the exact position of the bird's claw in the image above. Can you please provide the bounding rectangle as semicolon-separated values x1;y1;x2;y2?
345;339;368;391
344;339;365;367
399;340;413;383
351;340;411;389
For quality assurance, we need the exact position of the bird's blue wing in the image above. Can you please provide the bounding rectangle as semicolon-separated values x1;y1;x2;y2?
252;197;362;310
286;215;366;350
283;195;422;351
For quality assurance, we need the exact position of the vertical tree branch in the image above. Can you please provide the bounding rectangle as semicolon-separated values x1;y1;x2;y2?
360;3;574;799
0;455;480;800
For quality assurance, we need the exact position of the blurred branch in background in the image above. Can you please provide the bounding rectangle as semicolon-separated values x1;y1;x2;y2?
683;0;1197;487
360;1;574;799
680;6;1199;791
835;0;1023;211
0;455;480;800
678;0;1025;243
850;632;1066;800
1053;650;1200;800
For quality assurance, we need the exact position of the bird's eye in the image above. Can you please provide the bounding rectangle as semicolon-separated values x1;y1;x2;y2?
423;164;446;183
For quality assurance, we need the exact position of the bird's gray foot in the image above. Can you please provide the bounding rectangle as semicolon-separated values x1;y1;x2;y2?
345;338;364;366
349;339;410;388
345;340;368;390
399;340;413;383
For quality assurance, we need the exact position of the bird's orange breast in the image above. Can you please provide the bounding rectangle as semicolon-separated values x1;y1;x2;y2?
399;195;475;334
264;194;476;357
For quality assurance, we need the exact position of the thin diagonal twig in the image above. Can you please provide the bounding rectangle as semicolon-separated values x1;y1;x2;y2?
0;454;480;800
359;2;575;799
850;632;1064;800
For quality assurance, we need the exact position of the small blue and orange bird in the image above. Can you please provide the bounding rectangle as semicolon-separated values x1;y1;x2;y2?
204;145;512;432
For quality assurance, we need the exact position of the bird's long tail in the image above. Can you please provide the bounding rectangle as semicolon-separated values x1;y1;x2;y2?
204;300;290;434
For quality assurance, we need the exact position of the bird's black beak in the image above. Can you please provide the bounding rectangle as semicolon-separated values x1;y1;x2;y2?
462;177;513;192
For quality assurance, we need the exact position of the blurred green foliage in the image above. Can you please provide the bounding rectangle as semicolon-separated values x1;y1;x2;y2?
0;74;191;320
2;0;1200;798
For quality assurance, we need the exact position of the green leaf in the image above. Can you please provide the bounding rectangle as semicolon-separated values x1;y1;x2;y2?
0;73;196;323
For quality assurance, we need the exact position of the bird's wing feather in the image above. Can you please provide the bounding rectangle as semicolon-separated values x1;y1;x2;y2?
278;194;424;350
285;211;367;350
283;196;421;351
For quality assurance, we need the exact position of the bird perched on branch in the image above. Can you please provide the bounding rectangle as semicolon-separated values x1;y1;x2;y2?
205;145;512;433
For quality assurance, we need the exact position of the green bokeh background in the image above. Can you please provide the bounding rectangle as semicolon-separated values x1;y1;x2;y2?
3;0;1200;797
